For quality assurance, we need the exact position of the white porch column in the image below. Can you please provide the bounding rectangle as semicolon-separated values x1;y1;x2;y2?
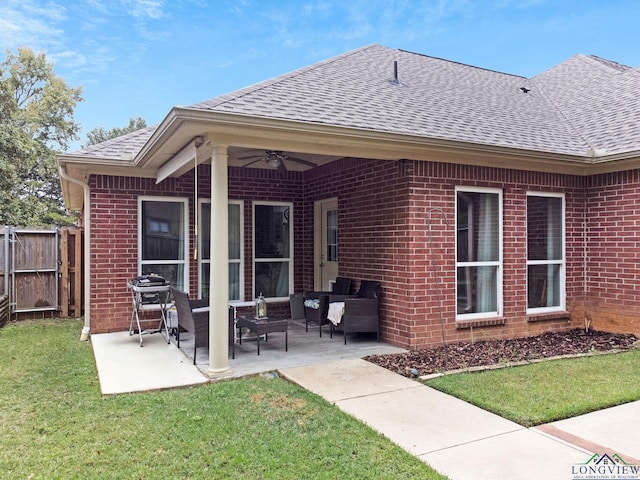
207;144;231;378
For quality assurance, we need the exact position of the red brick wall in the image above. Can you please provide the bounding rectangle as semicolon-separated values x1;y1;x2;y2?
89;166;306;332
88;158;638;345
585;170;640;334
89;174;196;332
306;159;586;349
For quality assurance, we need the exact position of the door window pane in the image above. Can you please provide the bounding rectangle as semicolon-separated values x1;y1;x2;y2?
326;209;338;262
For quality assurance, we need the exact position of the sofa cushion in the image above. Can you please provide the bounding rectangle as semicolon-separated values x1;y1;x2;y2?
304;299;320;310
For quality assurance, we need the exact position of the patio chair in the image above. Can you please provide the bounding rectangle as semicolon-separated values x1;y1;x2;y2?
303;291;330;336
329;280;381;344
332;276;352;295
303;277;352;337
170;287;209;364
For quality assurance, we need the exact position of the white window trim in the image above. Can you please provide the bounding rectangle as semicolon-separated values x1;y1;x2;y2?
526;192;566;314
198;199;244;301
455;186;503;320
138;196;189;291
253;201;294;302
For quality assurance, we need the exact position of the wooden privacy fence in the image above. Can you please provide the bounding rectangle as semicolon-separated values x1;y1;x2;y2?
0;227;83;318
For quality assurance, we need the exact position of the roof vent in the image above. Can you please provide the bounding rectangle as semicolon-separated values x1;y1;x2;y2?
390;60;400;85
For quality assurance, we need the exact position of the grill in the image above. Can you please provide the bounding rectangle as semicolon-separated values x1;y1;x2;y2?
127;275;171;346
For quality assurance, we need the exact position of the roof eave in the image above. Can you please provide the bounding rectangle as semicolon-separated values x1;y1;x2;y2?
134;107;594;176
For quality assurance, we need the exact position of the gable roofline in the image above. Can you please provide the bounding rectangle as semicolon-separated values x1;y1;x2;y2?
399;48;528;79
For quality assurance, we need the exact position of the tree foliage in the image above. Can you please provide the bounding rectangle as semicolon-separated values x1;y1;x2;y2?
0;47;83;227
85;117;147;147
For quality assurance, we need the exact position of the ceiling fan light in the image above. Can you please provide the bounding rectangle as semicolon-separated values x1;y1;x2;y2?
266;157;282;168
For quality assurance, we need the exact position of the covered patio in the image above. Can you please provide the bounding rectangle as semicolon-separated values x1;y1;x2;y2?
92;319;405;395
58;44;640;383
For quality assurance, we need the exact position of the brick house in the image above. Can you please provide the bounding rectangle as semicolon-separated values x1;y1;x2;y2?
58;44;640;376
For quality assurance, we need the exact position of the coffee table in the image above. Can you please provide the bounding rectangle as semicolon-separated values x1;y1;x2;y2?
236;316;289;355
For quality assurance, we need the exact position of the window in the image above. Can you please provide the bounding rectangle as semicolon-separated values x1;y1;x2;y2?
456;188;502;318
326;208;338;262
199;200;243;300
253;202;293;299
527;193;565;312
139;197;188;290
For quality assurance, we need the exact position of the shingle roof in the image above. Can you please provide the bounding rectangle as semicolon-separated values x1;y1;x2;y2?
71;125;157;160
71;44;640;159
532;54;640;155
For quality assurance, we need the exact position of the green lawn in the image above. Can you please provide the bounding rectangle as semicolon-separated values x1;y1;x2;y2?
425;349;640;427
0;319;445;479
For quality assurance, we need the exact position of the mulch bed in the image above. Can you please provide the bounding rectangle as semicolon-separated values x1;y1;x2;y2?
365;329;639;378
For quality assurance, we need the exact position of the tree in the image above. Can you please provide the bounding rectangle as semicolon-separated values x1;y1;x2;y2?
85;117;147;147
0;47;83;226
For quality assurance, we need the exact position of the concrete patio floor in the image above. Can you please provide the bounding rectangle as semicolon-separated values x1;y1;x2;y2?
91;320;405;395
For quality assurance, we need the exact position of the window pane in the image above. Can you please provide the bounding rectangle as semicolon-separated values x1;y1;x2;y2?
200;202;242;301
200;263;240;301
229;263;240;300
201;203;240;261
255;205;290;259
457;191;499;262
326;209;338;262
527;196;562;261
201;263;209;299
457;266;498;314
528;264;561;308
201;203;211;261
255;261;289;298
142;201;184;261
142;263;183;290
229;203;241;260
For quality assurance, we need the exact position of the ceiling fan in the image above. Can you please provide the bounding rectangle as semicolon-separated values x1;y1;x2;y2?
237;150;317;172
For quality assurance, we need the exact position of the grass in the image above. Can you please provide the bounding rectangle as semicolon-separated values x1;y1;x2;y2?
425;349;640;427
0;319;446;479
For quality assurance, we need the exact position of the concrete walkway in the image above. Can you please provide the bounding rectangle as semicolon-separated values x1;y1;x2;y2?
280;359;640;480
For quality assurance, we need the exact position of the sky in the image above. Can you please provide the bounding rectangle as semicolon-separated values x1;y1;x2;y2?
2;0;640;152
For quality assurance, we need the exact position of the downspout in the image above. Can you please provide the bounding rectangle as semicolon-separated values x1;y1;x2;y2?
583;175;590;332
583;149;604;332
58;164;92;341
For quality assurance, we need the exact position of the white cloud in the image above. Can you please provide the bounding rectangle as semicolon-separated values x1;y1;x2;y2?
0;0;66;50
122;0;166;19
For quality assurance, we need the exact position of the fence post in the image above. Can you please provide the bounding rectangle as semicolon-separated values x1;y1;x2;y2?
60;229;70;317
72;229;82;318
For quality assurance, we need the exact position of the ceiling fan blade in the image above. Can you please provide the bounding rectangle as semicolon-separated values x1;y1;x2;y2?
287;156;317;168
237;150;317;170
241;158;264;167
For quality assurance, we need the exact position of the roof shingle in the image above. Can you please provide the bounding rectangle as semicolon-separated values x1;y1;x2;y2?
71;44;640;159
